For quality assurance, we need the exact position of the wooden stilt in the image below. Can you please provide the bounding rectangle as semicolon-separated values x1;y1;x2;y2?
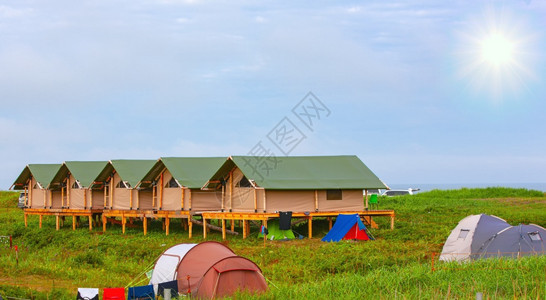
222;219;226;240
246;220;250;237
166;217;170;236
143;217;148;235
89;216;93;231
308;217;313;239
391;215;395;230
242;219;247;239
56;215;60;231
24;213;28;227
203;217;207;239
39;215;42;228
328;217;332;230
122;216;126;234
365;189;369;210
102;215;107;232
188;218;193;239
231;219;235;232
183;218;188;231
72;215;76;230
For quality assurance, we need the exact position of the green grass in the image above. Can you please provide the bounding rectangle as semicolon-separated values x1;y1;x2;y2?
0;188;545;299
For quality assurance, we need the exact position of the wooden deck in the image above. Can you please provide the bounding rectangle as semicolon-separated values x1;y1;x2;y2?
22;208;395;240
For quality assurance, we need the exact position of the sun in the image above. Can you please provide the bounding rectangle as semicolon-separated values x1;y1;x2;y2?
481;33;514;66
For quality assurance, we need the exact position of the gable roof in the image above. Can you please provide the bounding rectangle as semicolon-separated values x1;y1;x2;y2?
50;161;110;188
205;155;388;190
142;157;227;189
110;159;156;187
11;164;62;190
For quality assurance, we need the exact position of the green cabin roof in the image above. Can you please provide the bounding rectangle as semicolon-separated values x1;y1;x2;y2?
50;161;110;188
110;159;157;188
206;155;387;190
11;164;62;190
142;157;227;189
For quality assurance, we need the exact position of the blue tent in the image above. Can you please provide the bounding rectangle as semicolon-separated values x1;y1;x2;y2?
322;214;372;242
127;284;155;300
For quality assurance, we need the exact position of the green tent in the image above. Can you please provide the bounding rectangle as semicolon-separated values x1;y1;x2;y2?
258;220;296;240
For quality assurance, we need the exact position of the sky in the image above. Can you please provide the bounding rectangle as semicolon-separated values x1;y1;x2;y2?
1;0;546;189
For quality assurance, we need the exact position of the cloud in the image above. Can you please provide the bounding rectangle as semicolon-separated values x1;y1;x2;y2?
0;5;32;18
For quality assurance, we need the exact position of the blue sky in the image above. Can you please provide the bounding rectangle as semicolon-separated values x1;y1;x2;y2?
1;0;546;189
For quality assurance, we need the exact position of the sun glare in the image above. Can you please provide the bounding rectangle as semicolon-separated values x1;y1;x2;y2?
481;34;514;66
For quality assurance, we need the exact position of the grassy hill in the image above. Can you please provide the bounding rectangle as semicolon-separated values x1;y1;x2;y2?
0;188;545;299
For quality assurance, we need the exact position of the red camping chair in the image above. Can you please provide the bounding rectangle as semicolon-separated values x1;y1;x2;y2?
103;288;125;300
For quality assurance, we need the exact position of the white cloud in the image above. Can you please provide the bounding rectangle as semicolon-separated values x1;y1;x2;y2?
0;5;32;18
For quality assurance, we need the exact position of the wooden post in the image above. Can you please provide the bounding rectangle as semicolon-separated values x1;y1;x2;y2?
364;189;369;210
308;217;313;239
24;185;28;207
242;219;247;239
89;189;93;210
67;176;71;208
103;183;107;208
221;185;225;211
221;219;226;240
102;215;107;232
152;184;156;209
89;216;93;231
110;177;114;209
262;189;267;213
181;187;185;210
188;189;192;211
83;189;87;209
166;217;170;236
203;217;207;239
229;171;233;211
43;190;46;208
246;220;250;237
122;216;126;234
137;189;140;210
314;190;318;212
188;218;193;239
49;190;52;208
143;217;148;235
39;215;42;228
328;217;332;230
253;188;257;212
72;216;76;230
231;219;235;232
391;215;395;230
129;189;133;210
56;215;60;231
24;213;28;227
159;173;164;210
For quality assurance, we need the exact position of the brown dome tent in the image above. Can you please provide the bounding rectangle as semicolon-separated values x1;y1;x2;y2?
173;241;268;298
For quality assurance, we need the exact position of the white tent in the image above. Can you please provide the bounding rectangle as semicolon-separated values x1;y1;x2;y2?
149;243;197;292
440;214;510;261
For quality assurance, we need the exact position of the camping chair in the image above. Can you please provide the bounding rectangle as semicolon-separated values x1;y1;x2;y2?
369;194;378;210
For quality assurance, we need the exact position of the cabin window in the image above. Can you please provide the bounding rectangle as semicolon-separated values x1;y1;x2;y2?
72;181;82;189
116;180;130;188
237;176;252;188
458;229;470;240
528;232;542;242
165;177;180;188
326;189;342;200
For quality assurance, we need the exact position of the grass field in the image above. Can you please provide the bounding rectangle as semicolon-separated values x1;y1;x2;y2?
0;188;545;299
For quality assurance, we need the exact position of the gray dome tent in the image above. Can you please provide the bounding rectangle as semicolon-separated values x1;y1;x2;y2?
475;224;546;259
440;214;511;261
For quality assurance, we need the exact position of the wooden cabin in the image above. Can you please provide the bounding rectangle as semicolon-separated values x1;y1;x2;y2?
11;164;62;209
106;160;157;210
139;157;226;212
